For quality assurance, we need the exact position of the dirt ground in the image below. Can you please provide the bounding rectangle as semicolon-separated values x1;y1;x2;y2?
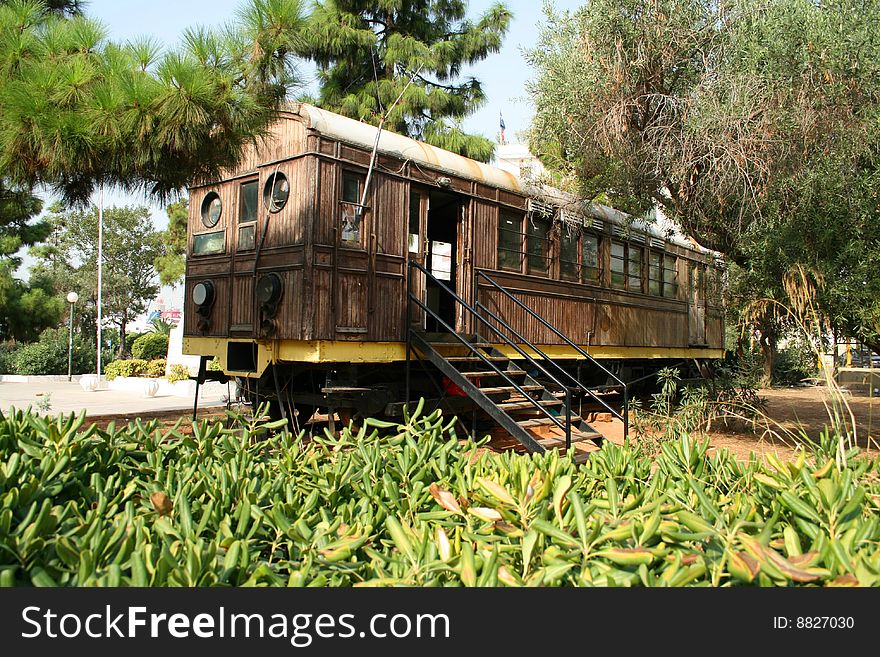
80;386;880;463
702;386;880;461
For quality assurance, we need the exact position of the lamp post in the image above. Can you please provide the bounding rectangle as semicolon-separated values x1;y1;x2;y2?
66;291;79;382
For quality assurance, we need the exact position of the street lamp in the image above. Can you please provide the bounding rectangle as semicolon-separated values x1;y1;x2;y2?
66;291;78;382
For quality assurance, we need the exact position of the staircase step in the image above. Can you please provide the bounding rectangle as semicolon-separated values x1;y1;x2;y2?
445;356;509;362
478;384;543;395
516;416;584;429
457;369;525;378
538;430;604;449
498;398;564;411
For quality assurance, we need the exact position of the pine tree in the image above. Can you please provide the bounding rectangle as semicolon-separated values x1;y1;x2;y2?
300;0;512;162
0;0;308;204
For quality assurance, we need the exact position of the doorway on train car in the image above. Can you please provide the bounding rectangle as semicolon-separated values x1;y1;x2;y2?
688;262;707;345
418;188;461;333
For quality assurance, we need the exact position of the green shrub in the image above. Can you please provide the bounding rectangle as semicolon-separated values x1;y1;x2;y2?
775;336;819;385
144;359;167;378
124;331;146;356
104;359;148;380
9;328;95;375
208;357;222;371
131;332;169;360
0;342;20;374
0;406;877;587
167;363;191;382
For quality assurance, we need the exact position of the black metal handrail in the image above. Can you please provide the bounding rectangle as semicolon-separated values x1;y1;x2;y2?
474;297;624;424
407;261;573;447
475;270;629;438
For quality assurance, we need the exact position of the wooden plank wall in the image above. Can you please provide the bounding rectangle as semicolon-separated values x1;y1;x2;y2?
477;277;691;348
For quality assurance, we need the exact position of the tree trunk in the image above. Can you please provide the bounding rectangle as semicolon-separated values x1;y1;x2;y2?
118;321;126;359
759;331;777;388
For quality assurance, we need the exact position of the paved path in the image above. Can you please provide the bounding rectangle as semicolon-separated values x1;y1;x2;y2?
0;379;230;418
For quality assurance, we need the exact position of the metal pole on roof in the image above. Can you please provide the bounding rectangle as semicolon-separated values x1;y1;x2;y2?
357;67;422;215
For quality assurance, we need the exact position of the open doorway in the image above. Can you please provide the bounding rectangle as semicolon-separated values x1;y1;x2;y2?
425;190;460;332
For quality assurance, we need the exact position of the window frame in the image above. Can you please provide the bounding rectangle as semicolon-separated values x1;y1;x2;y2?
497;209;525;272
526;214;552;276
627;243;643;293
663;254;678;298
234;178;259;253
339;170;366;248
610;240;645;293
558;225;580;282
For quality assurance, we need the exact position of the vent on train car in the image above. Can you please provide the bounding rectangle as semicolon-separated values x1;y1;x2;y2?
650;237;665;249
527;198;555;218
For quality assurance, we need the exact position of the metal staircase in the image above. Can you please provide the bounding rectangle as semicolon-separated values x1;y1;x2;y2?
406;263;628;462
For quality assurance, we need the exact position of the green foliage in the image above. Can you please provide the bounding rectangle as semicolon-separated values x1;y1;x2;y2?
631;366;767;451
0;180;59;341
0;341;19;373
775;337;819;386
166;363;190;383
148;317;175;336
8;327;94;375
124;331;146;356
154;198;187;286
34;204;163;357
144;359;167;378
0;0;309;204
208;357;222;371
131;332;168;361
0;405;878;586
299;0;511;162
103;359;148;380
527;0;880;361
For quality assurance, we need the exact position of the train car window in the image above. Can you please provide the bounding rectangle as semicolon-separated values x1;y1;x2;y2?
263;172;289;212
628;245;643;292
559;227;579;281
192;229;225;255
527;216;551;275
663;254;678;297
610;240;626;289
498;211;523;271
341;172;364;245
582;233;600;283
240;180;258;223
408;192;421;253
649;251;663;295
238;224;256;251
200;192;222;228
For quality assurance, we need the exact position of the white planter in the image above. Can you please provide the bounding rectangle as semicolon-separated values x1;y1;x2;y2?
79;374;99;392
142;379;160;397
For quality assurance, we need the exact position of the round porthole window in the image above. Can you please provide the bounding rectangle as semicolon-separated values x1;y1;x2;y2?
264;172;290;212
192;280;215;308
200;192;222;228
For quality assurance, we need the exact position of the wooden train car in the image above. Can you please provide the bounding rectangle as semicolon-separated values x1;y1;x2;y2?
182;103;724;451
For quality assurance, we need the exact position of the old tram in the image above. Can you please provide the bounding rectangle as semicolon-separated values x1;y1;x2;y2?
183;104;724;456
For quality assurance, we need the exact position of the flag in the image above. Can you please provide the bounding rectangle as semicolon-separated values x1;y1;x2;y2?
499;111;506;144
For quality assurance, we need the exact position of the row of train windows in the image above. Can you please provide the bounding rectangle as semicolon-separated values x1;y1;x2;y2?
499;212;679;298
192;175;294;255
